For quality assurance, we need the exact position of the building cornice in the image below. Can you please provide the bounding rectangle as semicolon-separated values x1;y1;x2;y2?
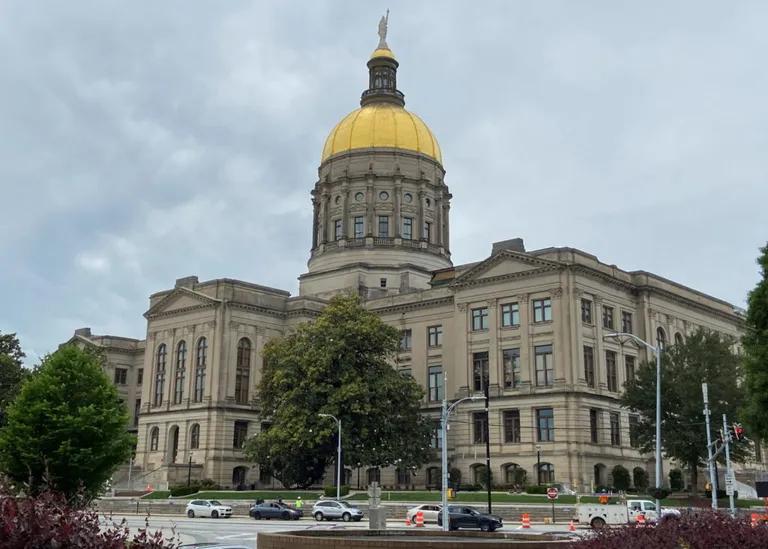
367;295;454;315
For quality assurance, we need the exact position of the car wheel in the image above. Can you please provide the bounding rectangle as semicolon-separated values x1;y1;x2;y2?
342;512;352;522
211;510;219;519
591;517;606;529
480;522;491;532
282;511;290;520
489;526;497;532
187;510;195;518
314;512;324;522
253;512;261;520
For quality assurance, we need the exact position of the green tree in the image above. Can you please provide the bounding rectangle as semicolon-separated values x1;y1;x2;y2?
245;294;434;488
0;332;28;424
621;328;746;495
611;465;630;491
743;244;768;443
0;345;134;501
632;467;649;491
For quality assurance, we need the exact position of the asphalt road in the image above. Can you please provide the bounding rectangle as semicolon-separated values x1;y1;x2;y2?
103;514;588;548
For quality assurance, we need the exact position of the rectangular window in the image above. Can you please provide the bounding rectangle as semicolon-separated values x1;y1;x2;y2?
423;221;432;242
606;351;618;392
134;399;141;428
334;219;343;240
114;368;127;385
625;355;636;384
137;368;143;385
610;412;621;446
622;311;633;334
536;408;555;442
353;216;364;238
589;409;599;443
472;411;488;444
581;299;593;324
471;307;489;331
584;345;595;388
629;415;639;448
428;325;443;347
602;306;614;330
399;329;412;351
428;365;443;402
534;344;554;387
472;351;489;392
533;298;552;323
502;348;520;389
501;302;520;327
503;410;521;443
233;420;249;449
402;217;413;240
380;278;387;288
378;216;389;237
430;420;443;449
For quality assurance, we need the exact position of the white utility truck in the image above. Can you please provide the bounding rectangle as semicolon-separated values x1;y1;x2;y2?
576;498;680;528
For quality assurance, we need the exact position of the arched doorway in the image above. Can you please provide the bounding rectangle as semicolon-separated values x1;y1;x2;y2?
168;425;179;463
232;466;248;489
594;463;607;489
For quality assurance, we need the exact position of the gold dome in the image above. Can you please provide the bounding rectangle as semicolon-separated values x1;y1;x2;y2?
370;47;396;60
321;103;442;164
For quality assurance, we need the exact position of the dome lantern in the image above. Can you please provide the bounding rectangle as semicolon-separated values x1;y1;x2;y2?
361;11;404;107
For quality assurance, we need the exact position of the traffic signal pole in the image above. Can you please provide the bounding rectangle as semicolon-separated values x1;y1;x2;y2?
702;383;718;510
723;414;735;516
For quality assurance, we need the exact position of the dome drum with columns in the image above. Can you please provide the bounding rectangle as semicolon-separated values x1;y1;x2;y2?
301;38;453;299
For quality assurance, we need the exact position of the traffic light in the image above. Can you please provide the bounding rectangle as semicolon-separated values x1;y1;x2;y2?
732;423;745;441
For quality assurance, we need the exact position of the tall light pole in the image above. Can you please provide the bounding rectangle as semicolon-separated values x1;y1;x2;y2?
605;331;663;513
535;444;541;486
319;413;342;501
441;392;484;532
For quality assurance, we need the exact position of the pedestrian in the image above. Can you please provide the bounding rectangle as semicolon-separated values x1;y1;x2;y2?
277;497;283;505
295;496;303;510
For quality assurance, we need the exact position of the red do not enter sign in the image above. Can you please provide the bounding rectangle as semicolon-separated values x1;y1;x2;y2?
546;487;559;500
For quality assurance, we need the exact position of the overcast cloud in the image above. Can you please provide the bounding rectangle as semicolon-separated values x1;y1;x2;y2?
1;1;766;364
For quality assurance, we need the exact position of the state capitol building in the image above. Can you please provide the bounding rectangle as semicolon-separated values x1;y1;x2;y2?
66;32;759;493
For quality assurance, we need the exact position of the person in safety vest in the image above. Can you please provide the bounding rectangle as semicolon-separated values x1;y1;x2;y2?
295;496;303;509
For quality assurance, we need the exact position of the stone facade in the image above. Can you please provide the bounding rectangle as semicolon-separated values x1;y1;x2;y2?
66;39;764;492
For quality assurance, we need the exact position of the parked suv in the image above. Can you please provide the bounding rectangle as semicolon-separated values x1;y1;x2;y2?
185;500;233;518
312;500;364;522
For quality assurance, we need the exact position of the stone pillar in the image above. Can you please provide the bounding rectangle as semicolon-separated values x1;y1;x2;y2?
443;201;451;250
320;190;330;244
417;185;426;240
394;177;402;237
435;191;443;247
311;195;319;248
341;183;350;239
366;175;375;236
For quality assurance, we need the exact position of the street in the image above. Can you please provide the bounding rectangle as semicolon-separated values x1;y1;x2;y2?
102;514;587;548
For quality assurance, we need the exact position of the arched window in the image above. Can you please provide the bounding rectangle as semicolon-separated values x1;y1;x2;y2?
168;425;179;463
594;463;607;488
189;423;200;449
503;463;524;486
656;327;666;350
153;344;166;406
235;338;251;405
149;426;159;451
471;463;488;486
194;337;207;402
674;332;684;346
232;466;248;488
537;462;555;484
174;341;186;404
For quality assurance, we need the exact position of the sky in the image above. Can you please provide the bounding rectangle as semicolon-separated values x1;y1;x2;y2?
1;1;766;365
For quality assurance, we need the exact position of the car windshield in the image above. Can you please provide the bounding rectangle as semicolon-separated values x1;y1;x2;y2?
209;501;222;506
645;503;656;511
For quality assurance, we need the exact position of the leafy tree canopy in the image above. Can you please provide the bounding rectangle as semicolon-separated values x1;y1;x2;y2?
0;332;29;423
0;345;134;501
245;294;434;488
742;243;768;441
621;328;746;493
0;331;25;368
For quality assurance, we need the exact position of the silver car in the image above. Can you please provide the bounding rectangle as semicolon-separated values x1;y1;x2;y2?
185;499;233;518
312;500;364;522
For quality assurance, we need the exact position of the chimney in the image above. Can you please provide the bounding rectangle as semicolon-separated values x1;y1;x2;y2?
74;327;92;338
492;238;526;255
175;276;199;289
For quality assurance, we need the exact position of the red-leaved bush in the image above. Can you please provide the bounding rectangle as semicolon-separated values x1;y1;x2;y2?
575;511;768;549
0;483;179;548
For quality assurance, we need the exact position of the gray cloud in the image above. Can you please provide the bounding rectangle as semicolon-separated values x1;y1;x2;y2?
1;0;766;364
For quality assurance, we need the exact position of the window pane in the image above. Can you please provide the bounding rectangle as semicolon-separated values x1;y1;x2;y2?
602;306;614;330
378;216;389;237
535;344;554;387
533;298;552;323
606;351;617;392
584;346;595;388
473;352;489;392
501;302;520;327
428;325;443;347
354;216;364;238
403;217;413;239
400;329;412;351
471;307;488;331
503;348;520;388
473;412;488;444
581;299;592;323
428;366;443;401
503;410;520;443
590;409;599;443
536;408;554;442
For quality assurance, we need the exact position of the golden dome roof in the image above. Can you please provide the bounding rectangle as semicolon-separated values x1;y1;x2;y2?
370;47;396;60
321;103;442;164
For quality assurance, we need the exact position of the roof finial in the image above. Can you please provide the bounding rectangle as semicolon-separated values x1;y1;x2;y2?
377;10;390;49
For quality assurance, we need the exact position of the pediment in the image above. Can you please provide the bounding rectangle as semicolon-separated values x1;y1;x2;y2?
452;250;562;287
144;288;221;319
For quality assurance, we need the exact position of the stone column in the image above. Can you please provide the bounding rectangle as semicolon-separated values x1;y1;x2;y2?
417;185;426;240
434;191;443;247
366;175;375;236
311;195;319;248
320;190;330;244
443;201;451;250
341;182;350;239
394;177;402;237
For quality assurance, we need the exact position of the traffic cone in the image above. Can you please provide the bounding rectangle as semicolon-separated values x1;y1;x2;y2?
636;513;646;527
415;511;425;527
521;513;531;528
569;520;576;532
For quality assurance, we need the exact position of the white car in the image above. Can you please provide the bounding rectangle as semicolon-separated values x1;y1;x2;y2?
407;504;442;524
185;499;233;518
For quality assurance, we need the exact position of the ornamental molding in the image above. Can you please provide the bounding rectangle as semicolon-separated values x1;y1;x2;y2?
229;302;287;320
144;287;221;320
450;249;563;289
369;296;454;316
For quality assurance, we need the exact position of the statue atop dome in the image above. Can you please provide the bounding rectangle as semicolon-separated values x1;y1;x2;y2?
377;10;389;49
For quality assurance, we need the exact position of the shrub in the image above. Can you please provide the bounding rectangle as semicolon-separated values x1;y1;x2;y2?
169;485;199;497
632;467;648;491
705;489;738;500
449;468;462;485
525;484;550;494
649;487;670;500
668;468;684;492
574;510;768;548
323;485;350;497
611;465;631;492
198;478;219;490
0;482;179;548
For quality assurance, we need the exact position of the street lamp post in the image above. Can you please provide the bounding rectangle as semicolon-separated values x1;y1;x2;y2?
441;392;485;532
535;444;541;486
604;332;663;513
319;413;342;501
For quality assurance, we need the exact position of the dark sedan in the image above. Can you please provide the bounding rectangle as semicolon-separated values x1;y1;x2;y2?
437;505;503;532
248;501;303;520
